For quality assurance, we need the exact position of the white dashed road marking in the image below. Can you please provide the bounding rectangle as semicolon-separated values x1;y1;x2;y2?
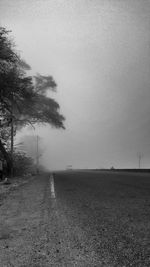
50;173;56;198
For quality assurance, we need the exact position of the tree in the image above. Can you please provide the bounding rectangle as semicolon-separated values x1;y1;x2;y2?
0;27;65;176
18;73;65;128
13;151;34;176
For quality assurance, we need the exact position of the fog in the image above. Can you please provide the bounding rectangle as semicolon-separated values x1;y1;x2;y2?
1;0;150;169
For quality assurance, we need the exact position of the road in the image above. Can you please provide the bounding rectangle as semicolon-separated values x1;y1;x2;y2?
0;171;150;266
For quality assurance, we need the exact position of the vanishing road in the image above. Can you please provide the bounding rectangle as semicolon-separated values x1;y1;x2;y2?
0;171;150;266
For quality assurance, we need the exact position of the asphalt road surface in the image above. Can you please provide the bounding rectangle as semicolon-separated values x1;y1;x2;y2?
0;171;150;266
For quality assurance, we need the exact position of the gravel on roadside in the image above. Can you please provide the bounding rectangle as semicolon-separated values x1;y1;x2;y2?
0;174;34;204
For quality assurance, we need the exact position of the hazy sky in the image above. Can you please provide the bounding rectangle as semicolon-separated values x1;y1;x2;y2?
1;0;150;169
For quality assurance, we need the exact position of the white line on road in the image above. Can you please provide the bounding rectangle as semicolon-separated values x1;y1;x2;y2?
50;173;56;198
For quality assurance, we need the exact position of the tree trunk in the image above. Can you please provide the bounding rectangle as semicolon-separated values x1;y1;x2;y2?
0;139;12;176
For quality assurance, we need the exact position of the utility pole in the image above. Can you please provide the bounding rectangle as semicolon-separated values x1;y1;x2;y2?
137;152;143;169
10;92;14;178
36;135;39;174
10;116;14;178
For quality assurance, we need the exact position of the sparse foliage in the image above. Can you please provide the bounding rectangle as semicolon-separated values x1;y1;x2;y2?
13;151;34;176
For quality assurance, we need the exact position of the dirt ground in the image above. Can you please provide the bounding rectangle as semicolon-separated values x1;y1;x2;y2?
0;173;95;266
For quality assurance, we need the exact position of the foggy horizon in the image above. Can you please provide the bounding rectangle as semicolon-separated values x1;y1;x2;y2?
1;0;150;170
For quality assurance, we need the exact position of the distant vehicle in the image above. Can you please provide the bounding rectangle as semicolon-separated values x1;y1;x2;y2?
110;166;115;170
66;165;72;170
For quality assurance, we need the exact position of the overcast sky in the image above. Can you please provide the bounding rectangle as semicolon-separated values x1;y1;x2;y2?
1;0;150;169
